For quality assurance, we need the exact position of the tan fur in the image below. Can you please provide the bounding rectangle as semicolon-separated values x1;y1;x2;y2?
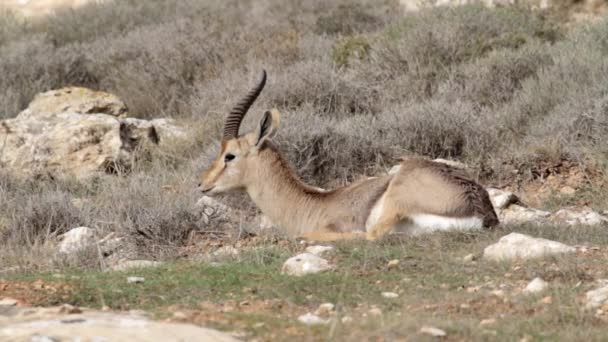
199;107;498;241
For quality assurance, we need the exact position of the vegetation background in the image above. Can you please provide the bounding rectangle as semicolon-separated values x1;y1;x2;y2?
0;0;606;266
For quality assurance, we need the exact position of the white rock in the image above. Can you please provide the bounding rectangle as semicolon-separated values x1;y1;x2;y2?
420;326;447;337
368;307;383;316
281;253;333;277
388;164;402;175
258;215;275;230
499;205;551;225
463;254;475;262
111;260;164;272
432;158;467;169
127;277;145;284
305;245;335;256
381;292;399;298
585;281;608;309
297;313;328;325
0;298;18;306
314;303;335;316
0;307;237;341
552;208;608;226
483;233;575;261
212;246;240;258
523;277;549;294
0;87;184;180
341;316;353;324
486;188;519;210
58;227;96;254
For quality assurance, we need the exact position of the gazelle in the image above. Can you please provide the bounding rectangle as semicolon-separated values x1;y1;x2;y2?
198;71;499;241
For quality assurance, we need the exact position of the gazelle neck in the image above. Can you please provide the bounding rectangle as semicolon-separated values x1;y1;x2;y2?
244;144;329;236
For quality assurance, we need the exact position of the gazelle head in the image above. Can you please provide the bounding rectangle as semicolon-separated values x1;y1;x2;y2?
198;70;280;195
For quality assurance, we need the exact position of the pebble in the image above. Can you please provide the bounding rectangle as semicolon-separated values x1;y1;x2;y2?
127;276;145;284
420;326;447;337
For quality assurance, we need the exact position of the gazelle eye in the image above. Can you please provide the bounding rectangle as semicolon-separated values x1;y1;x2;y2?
224;153;236;162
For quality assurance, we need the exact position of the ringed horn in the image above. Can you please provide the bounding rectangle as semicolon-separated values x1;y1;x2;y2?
223;70;267;139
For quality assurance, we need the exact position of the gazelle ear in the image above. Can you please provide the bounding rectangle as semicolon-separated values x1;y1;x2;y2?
255;109;280;147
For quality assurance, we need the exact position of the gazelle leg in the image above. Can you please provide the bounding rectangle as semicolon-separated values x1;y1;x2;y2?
366;215;403;241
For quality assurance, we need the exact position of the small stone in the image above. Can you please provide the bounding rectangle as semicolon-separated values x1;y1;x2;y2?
420;326;447;337
463;254;475;262
101;305;111;312
490;290;505;298
368;308;383;316
212;246;240;258
305;245;334;256
486;188;519;210
281;253;333;277
559;186;576;195
540;296;553;304
341;316;353;324
0;298;18;306
111;260;164;271
127;276;145;284
523;277;548;294
382;292;399;298
387;259;400;268
297;313;328;325
314;303;335;316
173;311;188;319
58;227;96;254
460;303;471;310
480;318;497;326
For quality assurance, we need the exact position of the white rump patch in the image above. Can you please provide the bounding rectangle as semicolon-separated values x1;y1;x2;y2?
366;195;484;236
404;214;483;235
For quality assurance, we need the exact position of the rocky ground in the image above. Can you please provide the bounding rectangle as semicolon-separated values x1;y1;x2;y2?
2;225;608;341
2;86;608;341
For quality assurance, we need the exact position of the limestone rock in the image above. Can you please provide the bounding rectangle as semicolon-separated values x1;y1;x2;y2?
499;205;551;225
0;87;185;180
58;227;96;254
585;281;608;309
420;326;447;337
0;298;18;307
0;307;237;342
486;188;519;210
127;276;145;284
388;164;402;175
523;277;549;294
297;313;329;325
483;233;575;261
281;253;333;276
551;208;608;226
381;292;399;298
314;303;335;316
20;87;127;119
111;260;164;272
400;0;545;12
